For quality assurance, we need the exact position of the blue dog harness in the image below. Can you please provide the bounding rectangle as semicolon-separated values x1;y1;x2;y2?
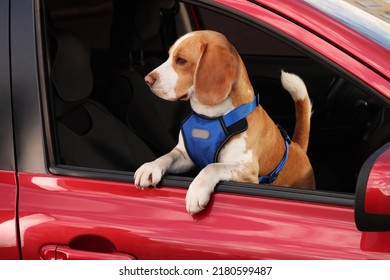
181;94;291;184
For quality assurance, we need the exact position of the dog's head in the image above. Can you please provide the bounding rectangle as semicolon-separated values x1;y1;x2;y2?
145;30;239;106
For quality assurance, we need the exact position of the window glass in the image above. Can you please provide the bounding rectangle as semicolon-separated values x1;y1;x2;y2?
46;0;112;49
43;0;389;195
196;7;303;56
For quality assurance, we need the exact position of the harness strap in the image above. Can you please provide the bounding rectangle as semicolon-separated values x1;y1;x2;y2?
223;94;260;127
224;94;290;184
182;92;291;185
181;94;260;169
258;126;291;184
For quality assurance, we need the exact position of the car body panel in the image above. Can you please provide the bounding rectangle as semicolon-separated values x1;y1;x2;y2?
1;0;389;260
0;0;19;260
18;172;390;259
0;0;15;171
10;0;47;174
0;171;20;260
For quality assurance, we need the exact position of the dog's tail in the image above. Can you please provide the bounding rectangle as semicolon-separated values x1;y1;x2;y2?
280;70;311;153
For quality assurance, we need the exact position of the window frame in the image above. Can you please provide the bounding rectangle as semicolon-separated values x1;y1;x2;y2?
0;0;15;171
33;0;373;208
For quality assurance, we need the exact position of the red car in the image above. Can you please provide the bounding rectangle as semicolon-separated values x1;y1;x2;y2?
1;0;389;260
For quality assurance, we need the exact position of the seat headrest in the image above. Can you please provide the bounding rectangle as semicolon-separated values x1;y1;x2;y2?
110;0;175;52
51;30;93;102
136;0;175;40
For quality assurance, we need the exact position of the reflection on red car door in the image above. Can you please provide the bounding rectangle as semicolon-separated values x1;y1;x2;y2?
17;172;390;259
0;171;19;259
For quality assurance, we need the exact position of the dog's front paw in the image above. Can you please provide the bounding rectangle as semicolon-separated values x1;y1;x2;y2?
134;162;164;189
185;180;214;215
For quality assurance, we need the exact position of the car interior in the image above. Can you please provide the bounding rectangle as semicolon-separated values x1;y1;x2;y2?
42;0;390;194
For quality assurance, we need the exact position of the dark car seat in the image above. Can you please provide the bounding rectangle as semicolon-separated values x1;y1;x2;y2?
107;0;190;156
50;29;156;170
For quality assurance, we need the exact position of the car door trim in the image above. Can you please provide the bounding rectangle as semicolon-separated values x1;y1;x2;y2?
49;165;354;207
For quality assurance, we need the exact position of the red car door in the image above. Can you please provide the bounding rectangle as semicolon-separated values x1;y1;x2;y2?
17;168;390;259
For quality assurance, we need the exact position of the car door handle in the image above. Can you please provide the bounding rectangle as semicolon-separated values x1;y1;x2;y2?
40;245;136;260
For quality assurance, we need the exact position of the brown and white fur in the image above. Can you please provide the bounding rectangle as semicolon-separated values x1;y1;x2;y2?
135;30;315;215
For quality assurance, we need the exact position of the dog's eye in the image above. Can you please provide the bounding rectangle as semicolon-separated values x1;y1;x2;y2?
176;57;187;65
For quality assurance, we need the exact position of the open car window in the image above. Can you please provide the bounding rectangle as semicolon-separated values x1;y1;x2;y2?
41;0;390;198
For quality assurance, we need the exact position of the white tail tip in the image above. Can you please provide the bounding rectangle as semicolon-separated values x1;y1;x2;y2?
281;70;308;102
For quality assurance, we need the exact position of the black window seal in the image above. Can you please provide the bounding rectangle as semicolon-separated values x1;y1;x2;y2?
49;165;354;207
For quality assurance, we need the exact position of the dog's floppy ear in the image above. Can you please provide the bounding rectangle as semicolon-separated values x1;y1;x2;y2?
194;43;237;106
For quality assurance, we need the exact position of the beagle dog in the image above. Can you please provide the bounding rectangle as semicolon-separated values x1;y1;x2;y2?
135;30;315;214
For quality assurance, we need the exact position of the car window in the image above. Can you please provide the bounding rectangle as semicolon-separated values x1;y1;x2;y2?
41;0;389;196
195;6;303;56
46;0;112;49
191;5;389;194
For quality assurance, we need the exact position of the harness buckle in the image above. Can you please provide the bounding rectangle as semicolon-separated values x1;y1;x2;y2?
277;125;291;144
255;93;261;106
259;173;279;184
